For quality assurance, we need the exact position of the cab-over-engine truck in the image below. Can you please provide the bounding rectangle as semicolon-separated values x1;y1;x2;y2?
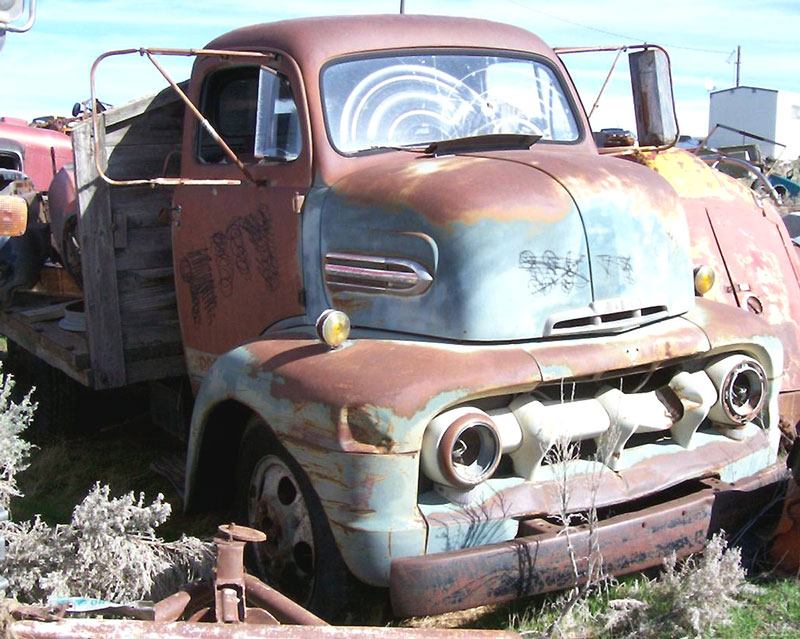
0;15;789;619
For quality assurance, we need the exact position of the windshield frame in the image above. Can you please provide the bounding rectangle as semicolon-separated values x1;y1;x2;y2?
319;47;586;157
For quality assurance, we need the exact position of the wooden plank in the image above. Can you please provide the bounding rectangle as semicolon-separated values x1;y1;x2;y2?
105;119;183;147
117;225;172;250
110;188;173;229
117;266;175;292
115;247;173;271
34;265;83;297
104;144;182;182
0;311;91;386
18;301;72;322
72;118;127;389
126;354;186;385
121;324;182;351
120;298;178;318
102;83;186;129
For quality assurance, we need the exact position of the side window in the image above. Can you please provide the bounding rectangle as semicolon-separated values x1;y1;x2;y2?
198;65;301;164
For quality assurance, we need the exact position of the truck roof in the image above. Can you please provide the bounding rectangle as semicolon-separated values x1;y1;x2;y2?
206;14;556;64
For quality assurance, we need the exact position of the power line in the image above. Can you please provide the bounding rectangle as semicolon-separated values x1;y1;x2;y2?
502;0;731;54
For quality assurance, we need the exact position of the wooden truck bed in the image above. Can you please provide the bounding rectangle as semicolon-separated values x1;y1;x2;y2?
1;86;187;390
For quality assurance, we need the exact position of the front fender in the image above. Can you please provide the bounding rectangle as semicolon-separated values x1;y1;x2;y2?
183;336;541;585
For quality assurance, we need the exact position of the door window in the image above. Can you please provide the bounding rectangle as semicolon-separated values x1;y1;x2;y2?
197;65;301;163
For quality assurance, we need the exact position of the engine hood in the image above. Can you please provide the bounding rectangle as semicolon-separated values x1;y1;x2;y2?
315;149;693;341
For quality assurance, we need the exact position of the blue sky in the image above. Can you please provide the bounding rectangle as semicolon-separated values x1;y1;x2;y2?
1;0;798;137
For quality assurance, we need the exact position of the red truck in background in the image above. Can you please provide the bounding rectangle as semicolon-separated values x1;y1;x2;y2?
0;117;73;304
0;14;794;621
0;117;72;190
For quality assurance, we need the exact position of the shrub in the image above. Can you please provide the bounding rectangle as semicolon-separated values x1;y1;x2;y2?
0;365;213;604
3;484;213;603
600;534;748;639
0;367;36;512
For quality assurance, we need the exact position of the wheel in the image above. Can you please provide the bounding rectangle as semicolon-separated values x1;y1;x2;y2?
246;452;316;603
236;419;380;622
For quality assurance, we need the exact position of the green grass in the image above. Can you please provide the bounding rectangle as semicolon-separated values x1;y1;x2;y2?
490;575;800;639
715;578;800;639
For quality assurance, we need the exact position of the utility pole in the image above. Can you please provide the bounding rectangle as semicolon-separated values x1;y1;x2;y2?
400;0;405;14
735;45;741;87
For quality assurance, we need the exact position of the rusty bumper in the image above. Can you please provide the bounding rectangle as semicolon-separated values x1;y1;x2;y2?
390;462;788;617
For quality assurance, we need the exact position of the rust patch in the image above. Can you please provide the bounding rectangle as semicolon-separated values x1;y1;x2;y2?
246;339;541;423
331;152;575;229
392;463;786;617
638;147;752;201
391;489;715;617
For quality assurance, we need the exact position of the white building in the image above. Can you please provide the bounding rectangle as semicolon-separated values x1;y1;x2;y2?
708;86;800;160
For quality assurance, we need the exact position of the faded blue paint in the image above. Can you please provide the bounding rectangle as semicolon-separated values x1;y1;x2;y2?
318;163;591;340
320;202;590;339
419;479;523;554
307;152;694;341
532;154;694;313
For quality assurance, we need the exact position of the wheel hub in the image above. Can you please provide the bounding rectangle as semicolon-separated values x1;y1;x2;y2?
247;455;315;603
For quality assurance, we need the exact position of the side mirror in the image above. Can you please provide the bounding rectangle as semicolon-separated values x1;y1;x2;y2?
0;195;28;236
629;48;678;146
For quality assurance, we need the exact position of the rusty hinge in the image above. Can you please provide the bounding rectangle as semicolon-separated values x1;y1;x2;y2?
726;282;752;293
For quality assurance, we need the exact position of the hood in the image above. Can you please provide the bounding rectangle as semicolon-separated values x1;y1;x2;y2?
315;149;693;341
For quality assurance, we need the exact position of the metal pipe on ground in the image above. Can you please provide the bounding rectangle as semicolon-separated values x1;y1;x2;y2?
10;620;518;639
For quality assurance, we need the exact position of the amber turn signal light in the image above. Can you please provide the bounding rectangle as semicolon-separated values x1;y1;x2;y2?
0;195;28;237
694;264;715;296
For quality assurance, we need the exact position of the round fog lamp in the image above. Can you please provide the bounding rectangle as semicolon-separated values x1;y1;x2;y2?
316;309;350;348
722;360;766;424
694;265;716;296
437;415;501;489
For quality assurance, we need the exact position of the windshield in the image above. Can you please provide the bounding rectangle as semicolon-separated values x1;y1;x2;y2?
322;52;581;153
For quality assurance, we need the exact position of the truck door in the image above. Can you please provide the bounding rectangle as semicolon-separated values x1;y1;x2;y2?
172;55;311;384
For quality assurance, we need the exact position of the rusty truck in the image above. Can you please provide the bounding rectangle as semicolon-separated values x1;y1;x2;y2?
0;15;790;619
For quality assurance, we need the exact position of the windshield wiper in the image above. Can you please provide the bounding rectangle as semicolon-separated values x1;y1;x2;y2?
368;144;428;153
423;134;541;157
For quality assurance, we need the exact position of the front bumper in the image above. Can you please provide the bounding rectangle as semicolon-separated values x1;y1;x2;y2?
390;462;788;617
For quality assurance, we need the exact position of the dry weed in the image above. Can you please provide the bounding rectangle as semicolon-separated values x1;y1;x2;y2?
600;534;748;639
3;483;213;603
0;366;36;511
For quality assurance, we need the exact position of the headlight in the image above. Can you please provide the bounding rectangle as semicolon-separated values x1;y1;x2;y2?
706;354;767;425
694;265;716;296
421;408;501;490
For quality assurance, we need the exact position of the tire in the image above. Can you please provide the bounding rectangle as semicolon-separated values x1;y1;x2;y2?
236;418;382;623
